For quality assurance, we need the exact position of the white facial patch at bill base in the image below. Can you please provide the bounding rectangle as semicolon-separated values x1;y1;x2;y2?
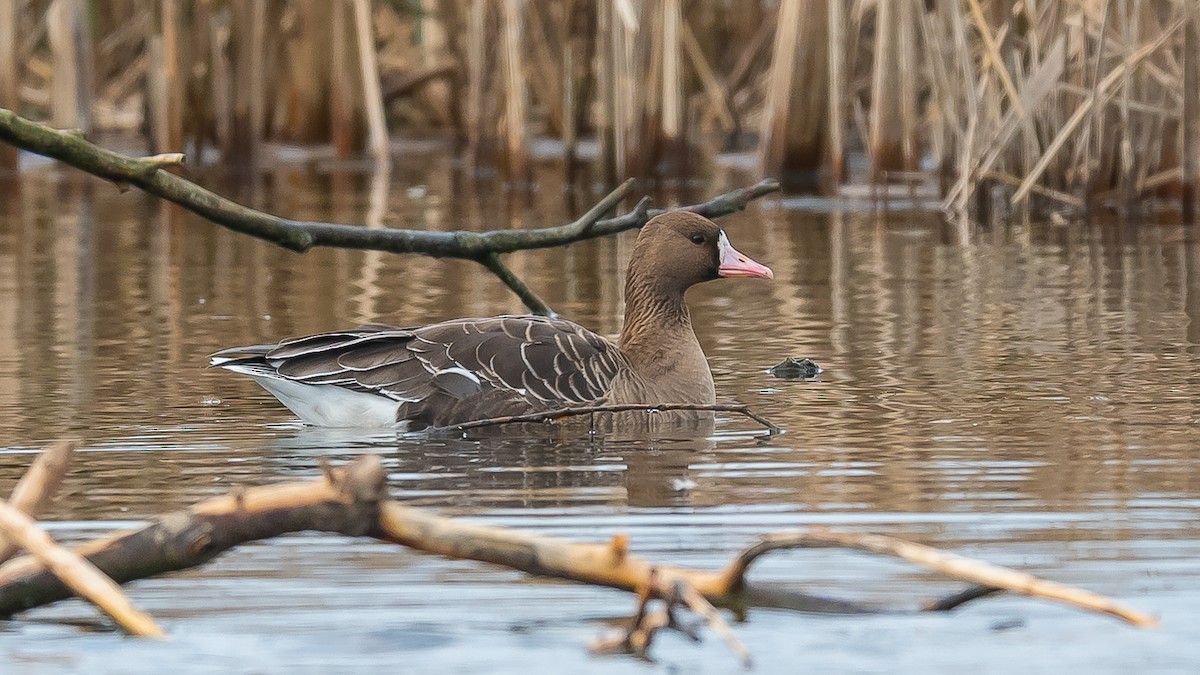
718;230;732;258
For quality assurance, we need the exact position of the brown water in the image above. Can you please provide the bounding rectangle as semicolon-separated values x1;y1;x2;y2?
1;154;1199;673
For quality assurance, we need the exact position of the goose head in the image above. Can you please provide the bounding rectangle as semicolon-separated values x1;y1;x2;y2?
626;211;773;296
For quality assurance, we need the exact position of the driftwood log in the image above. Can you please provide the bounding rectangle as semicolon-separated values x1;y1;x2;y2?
0;454;1158;665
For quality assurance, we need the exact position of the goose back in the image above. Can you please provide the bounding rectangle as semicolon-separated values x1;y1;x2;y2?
212;316;628;429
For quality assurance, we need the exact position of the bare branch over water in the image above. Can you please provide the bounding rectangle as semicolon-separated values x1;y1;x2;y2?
0;107;779;314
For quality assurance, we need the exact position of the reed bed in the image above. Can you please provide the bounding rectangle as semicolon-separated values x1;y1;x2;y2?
1;0;1197;219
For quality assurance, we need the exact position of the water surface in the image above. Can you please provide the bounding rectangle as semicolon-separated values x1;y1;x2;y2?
0;156;1198;673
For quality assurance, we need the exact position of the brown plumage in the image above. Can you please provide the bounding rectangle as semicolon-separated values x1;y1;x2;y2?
211;212;772;429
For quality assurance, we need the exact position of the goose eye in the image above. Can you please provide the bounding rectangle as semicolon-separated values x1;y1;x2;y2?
689;233;705;245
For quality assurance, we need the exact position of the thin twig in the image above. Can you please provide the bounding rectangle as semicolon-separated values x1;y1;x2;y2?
446;403;782;434
479;252;554;317
569;177;636;235
924;583;1004;612
675;580;753;669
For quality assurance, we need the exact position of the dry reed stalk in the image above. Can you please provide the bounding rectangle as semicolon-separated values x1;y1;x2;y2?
1129;1;1163;198
0;0;17;169
146;35;168;151
525;3;565;136
726;10;774;123
920;6;960;195
353;0;391;168
280;1;334;143
465;0;486;170
634;2;664;176
562;0;579;166
209;8;232;154
981;169;1084;208
499;0;530;182
1079;0;1113;200
945;2;980;219
1184;1;1199;223
184;2;211;159
160;0;182;152
46;0;92;132
945;36;1068;211
1012;15;1185;204
330;0;353;158
249;0;266;158
417;0;452;128
596;0;616;183
680;20;735;134
760;0;829;176
966;0;1027;120
826;0;845;184
757;0;797;172
570;1;598;170
433;0;468;141
896;0;919;173
868;0;908;179
610;0;635;178
15;0;1192;214
661;0;682;145
1117;0;1138;206
0;501;166;637
222;1;264;163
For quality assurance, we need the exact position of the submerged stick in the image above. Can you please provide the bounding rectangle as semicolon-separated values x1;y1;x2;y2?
720;527;1159;628
446;403;783;434
0;501;165;637
0;441;77;564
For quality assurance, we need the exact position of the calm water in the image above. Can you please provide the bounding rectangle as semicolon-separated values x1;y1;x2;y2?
1;153;1199;673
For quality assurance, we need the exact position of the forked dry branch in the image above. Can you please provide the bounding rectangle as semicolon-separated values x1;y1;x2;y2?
0;442;164;636
0;440;76;563
0;502;165;638
0;453;1159;666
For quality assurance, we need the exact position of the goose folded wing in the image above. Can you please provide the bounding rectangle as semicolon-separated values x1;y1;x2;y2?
260;316;623;409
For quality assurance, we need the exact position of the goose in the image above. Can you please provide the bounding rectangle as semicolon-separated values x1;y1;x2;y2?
210;211;773;429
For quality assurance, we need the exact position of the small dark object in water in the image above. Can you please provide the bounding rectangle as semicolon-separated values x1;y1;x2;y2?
990;618;1026;632
769;357;822;380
